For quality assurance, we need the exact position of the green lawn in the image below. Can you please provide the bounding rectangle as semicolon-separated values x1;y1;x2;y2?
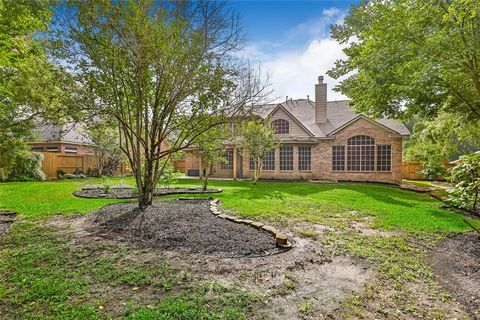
0;178;476;234
0;178;478;319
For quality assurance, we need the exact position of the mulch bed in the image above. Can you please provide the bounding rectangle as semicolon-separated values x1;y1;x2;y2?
73;187;222;199
429;232;480;319
0;212;16;238
84;199;280;257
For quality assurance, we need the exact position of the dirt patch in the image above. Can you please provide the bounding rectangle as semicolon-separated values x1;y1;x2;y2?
429;232;480;319
73;187;222;199
47;211;372;319
84;199;280;257
0;212;16;238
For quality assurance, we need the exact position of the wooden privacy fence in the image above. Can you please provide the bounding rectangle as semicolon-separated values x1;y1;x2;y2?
402;161;456;180
40;152;99;179
173;159;186;173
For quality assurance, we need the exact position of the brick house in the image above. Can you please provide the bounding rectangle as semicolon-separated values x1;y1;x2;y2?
28;123;96;155
184;76;410;183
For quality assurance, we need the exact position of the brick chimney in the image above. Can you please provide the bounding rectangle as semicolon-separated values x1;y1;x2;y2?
315;76;327;123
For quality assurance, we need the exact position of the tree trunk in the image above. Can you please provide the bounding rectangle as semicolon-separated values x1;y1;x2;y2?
202;165;211;191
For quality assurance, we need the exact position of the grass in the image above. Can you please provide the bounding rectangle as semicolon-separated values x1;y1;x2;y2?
1;178;477;234
1;177;478;319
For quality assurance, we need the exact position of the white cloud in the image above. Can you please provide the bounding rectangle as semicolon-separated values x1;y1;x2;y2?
243;7;349;102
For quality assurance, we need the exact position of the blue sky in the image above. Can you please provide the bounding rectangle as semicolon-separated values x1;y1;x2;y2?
230;0;359;102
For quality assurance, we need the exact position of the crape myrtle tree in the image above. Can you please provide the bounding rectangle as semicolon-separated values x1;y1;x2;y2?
237;119;280;184
195;123;231;191
328;0;480;123
56;0;269;207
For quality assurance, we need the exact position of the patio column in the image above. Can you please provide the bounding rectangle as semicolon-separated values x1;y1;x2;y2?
233;147;237;180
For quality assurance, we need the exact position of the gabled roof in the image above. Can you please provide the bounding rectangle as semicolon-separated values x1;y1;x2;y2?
253;99;410;138
31;123;94;145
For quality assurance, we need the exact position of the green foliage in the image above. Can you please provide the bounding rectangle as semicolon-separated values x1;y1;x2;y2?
448;152;480;212
85;124;123;176
328;0;480;123
7;151;46;182
195;124;231;190
101;176;111;194
237;119;280;184
157;160;180;189
421;162;447;181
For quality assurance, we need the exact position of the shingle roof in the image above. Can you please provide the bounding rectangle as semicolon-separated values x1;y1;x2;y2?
31;123;94;145
253;99;410;137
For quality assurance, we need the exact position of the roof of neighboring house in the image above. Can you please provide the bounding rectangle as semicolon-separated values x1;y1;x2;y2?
253;99;410;137
31;123;94;145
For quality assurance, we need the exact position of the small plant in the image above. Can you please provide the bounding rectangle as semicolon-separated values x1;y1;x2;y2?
56;169;66;180
298;300;314;316
157;160;179;189
102;176;112;194
299;228;317;239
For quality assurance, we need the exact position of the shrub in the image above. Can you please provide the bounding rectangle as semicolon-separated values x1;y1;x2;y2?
420;161;447;181
56;169;66;179
102;176;112;194
448;152;480;213
8;152;46;182
157;160;179;189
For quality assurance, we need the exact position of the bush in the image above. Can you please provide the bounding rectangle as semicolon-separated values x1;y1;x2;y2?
420;161;447;181
56;169;66;179
8;152;46;182
157;160;179;188
448;152;480;213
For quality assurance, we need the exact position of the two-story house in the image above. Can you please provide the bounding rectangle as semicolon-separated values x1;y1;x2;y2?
184;76;410;183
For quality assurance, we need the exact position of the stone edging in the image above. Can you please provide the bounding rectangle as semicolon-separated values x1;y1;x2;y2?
207;199;293;250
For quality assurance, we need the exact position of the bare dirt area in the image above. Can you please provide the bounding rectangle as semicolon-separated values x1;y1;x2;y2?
73;187;222;199
429;232;480;319
84;199;280;257
0;212;16;238
46;203;373;319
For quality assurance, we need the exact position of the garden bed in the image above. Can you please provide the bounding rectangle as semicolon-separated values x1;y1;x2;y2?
84;199;280;257
73;187;222;199
429;232;480;319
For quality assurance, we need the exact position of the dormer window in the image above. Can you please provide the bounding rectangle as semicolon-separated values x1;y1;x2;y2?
272;119;289;134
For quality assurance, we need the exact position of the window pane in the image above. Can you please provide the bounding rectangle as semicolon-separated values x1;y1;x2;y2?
263;150;275;171
272;119;289;134
332;145;345;171
347;135;375;171
221;149;233;170
279;146;293;171
377;145;392;171
249;156;256;171
298;146;311;171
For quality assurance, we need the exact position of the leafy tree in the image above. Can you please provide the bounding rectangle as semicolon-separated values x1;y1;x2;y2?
237;119;280;184
56;0;268;207
85;124;123;176
448;152;480;213
195;125;231;190
0;0;71;179
328;0;480;123
404;112;480;179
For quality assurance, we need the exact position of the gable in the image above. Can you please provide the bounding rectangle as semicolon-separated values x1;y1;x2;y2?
269;106;312;137
328;116;402;137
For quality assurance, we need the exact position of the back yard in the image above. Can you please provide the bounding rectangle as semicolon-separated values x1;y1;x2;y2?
0;178;479;319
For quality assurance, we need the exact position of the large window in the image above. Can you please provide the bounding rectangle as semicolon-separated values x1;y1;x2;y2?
221;149;233;170
347;135;375;171
249;157;257;171
280;146;293;171
298;146;311;171
263;150;275;171
272;119;289;134
332;145;345;171
377;145;392;172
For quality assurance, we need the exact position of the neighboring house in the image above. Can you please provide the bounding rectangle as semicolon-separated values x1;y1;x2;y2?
184;76;410;183
28;123;96;155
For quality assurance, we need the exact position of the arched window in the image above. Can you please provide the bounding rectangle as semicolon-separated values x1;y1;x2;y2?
347;135;375;171
272;119;289;134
